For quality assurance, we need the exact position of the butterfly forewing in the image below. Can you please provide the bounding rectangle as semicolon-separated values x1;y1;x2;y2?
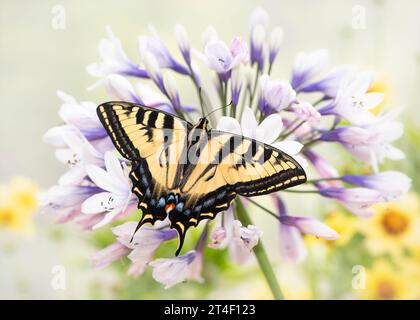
97;102;191;224
211;131;307;196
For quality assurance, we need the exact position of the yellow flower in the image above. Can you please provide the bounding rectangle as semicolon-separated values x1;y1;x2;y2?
305;211;357;248
357;260;417;300
0;176;38;235
367;73;393;115
282;285;312;300
278;266;312;300
359;194;420;257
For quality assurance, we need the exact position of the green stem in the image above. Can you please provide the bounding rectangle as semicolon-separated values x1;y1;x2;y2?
312;96;326;107
267;62;273;75
305;177;343;184
280;120;306;140
235;198;284;300
282;189;320;194
250;66;260;111
302;138;321;151
247;198;280;221
187;66;216;126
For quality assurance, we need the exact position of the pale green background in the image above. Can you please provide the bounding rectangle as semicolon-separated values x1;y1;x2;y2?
0;0;419;299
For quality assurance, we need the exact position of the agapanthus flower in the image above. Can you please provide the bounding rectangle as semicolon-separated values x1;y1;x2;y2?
319;71;384;125
92;221;177;276
303;150;340;187
229;220;262;264
208;226;227;249
299;65;353;98
40;184;101;226
138;25;190;75
341;171;411;201
321;108;404;170
174;24;191;64
94;74;143;104
196;37;248;81
268;27;284;65
87;26;148;78
149;251;197;288
288;101;321;126
81;151;135;229
207;208;262;264
42;7;410;294
43;91;113;152
258;74;297;113
319;187;384;217
249;7;269;69
275;195;338;263
216;106;303;158
291;49;328;91
55;131;105;186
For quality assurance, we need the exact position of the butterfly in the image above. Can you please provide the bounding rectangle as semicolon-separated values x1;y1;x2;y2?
97;101;307;255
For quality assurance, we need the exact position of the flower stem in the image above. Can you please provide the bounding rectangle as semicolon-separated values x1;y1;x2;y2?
250;66;260;111
235;198;284;300
247;198;280;221
280;120;306;140
302;138;321;150
305;177;343;184
282;189;320;194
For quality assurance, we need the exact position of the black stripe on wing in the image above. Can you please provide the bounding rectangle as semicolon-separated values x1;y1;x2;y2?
210;130;307;196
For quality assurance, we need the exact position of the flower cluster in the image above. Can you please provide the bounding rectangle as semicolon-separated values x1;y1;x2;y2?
41;7;410;289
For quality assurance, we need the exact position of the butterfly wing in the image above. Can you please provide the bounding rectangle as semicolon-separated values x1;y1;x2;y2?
212;130;307;196
169;129;306;250
97;102;307;256
97;101;192;229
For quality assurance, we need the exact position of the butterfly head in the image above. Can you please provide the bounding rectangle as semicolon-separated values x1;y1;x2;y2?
189;117;210;146
196;117;209;130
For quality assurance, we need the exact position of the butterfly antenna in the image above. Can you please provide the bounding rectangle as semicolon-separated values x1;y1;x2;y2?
203;100;233;119
198;87;206;118
246;198;282;222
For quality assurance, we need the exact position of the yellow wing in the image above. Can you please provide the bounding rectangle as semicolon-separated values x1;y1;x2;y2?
97;102;306;255
169;129;306;244
97;101;191;225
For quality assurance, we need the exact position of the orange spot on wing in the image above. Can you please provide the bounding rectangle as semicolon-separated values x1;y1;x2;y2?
165;203;175;214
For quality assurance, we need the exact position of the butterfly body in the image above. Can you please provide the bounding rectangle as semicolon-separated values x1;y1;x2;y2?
97;101;306;255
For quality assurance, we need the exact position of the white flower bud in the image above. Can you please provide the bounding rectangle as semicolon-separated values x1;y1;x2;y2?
143;52;161;81
201;25;218;46
249;7;270;31
163;72;178;101
269;26;284;54
231;65;246;92
102;74;138;102
244;64;254;89
174;24;189;53
251;25;265;50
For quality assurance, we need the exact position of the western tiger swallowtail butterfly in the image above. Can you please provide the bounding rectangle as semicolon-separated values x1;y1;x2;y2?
97;101;306;255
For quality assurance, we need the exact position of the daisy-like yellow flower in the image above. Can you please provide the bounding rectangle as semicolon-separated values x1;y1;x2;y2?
359;194;420;257
356;260;417;300
0;176;38;235
305;210;357;248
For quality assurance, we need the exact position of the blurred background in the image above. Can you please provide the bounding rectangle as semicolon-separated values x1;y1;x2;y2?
0;0;419;299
